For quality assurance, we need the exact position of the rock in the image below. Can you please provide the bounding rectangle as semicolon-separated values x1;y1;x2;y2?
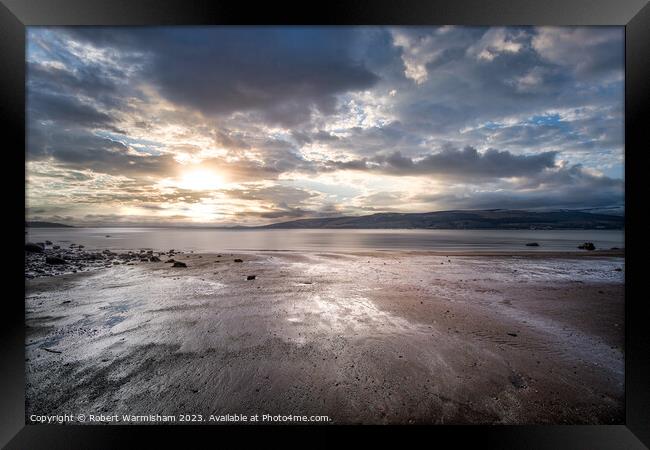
53;245;60;250
525;242;540;247
42;347;62;354
614;267;622;272
78;245;85;249
234;259;243;263
46;256;66;265
25;242;45;253
165;259;176;263
507;332;518;337
577;242;596;251
149;256;161;262
247;275;256;280
172;261;187;268
509;373;527;389
45;240;53;245
105;235;111;237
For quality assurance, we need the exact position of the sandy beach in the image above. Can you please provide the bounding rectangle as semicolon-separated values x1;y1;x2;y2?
25;251;625;424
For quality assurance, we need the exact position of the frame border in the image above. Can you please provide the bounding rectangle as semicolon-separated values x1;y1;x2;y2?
2;0;648;447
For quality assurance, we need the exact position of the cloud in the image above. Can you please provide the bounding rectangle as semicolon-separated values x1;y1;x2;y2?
532;27;624;78
415;163;623;211
64;27;380;126
28;90;122;132
25;26;625;225
466;28;525;62
27;128;177;177
328;147;558;180
390;26;477;84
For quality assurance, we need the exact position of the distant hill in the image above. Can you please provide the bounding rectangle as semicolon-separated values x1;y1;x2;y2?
260;210;624;230
26;221;73;228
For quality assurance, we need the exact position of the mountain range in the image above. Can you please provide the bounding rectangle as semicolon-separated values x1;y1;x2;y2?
26;221;73;228
259;209;624;230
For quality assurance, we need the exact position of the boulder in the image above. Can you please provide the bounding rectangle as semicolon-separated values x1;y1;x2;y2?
234;259;243;263
577;242;596;251
172;261;187;268
525;242;540;247
45;240;53;245
25;242;45;253
149;256;161;262
53;245;60;250
45;256;66;265
247;275;256;280
165;259;176;263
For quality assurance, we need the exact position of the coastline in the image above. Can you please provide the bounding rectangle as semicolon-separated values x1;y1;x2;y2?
25;250;624;424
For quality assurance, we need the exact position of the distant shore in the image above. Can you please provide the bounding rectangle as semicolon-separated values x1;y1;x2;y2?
25;249;624;424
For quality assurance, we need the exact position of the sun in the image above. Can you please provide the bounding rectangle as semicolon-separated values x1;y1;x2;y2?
178;169;223;191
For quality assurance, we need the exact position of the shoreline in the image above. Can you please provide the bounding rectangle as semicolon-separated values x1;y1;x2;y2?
25;242;624;280
25;249;624;424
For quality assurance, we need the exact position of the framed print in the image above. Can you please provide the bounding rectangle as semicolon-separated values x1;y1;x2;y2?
1;0;649;447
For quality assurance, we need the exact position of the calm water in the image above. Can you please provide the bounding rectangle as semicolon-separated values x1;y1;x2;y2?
25;228;625;253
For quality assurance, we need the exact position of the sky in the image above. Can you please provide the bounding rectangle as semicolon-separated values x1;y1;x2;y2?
26;26;624;226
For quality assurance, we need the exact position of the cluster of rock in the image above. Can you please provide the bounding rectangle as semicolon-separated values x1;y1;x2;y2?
25;242;179;279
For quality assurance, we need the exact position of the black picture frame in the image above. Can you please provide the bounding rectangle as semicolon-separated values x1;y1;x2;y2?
1;0;648;447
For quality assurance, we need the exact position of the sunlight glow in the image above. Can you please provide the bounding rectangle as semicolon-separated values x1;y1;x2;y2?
178;169;223;191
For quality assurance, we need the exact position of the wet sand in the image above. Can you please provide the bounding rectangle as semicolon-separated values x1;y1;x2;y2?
25;251;625;424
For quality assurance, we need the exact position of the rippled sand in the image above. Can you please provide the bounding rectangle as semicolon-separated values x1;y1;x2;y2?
25;251;624;424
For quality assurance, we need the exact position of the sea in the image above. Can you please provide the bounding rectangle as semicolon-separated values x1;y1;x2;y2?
25;228;625;253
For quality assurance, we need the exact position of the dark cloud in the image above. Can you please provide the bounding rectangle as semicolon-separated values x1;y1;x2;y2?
28;90;122;132
28;128;176;176
64;27;380;126
28;61;118;102
415;164;623;210
328;147;557;179
532;27;624;79
223;185;316;204
215;130;250;150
